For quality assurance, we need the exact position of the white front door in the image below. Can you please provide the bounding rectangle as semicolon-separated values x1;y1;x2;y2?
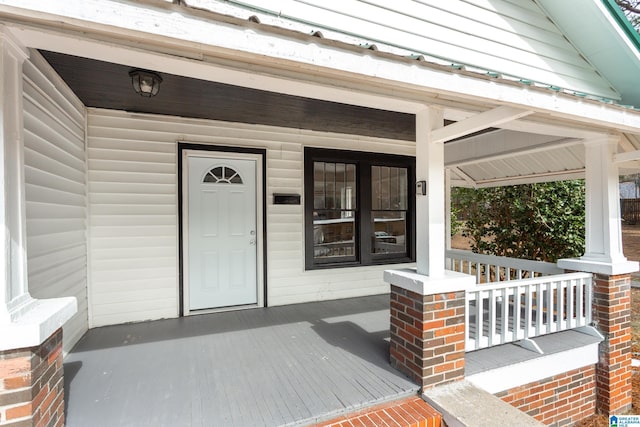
186;154;258;311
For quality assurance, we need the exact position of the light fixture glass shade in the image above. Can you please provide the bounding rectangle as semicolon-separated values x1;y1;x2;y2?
129;69;163;97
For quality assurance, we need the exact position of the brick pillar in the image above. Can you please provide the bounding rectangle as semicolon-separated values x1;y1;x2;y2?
592;273;632;415
0;328;64;427
390;284;467;391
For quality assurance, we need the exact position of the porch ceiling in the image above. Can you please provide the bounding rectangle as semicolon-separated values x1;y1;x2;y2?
37;49;639;188
38;50;416;142
446;129;587;187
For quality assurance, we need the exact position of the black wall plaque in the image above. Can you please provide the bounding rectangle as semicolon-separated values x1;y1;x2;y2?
273;193;301;205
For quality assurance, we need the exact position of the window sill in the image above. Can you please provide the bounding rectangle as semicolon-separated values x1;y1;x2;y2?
305;257;414;271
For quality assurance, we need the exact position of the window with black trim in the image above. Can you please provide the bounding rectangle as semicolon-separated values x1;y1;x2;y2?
304;148;415;269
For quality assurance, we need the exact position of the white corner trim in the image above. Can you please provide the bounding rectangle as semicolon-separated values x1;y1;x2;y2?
0;297;77;351
558;258;639;275
466;342;599;394
384;268;476;295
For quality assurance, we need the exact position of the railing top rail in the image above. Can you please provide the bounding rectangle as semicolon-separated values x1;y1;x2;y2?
446;249;564;275
465;271;593;292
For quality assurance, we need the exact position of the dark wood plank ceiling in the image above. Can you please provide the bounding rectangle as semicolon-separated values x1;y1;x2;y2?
39;51;416;141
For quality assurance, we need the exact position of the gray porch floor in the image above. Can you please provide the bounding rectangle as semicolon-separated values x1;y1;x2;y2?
64;295;419;427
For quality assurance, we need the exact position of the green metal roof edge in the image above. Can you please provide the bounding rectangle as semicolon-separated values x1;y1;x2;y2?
602;0;640;52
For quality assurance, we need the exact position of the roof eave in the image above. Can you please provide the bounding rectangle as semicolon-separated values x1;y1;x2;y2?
3;0;640;133
536;0;640;107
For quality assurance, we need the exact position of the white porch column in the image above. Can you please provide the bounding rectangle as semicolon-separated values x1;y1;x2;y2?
558;135;638;275
0;27;75;351
416;107;445;277
0;28;31;324
557;135;638;416
584;136;625;263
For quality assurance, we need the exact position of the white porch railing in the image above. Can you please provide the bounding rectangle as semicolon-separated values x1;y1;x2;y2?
445;249;593;352
464;272;593;351
446;248;564;283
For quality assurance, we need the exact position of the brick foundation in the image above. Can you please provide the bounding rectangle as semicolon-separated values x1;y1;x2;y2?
0;328;64;427
592;273;633;414
496;364;596;425
390;285;465;390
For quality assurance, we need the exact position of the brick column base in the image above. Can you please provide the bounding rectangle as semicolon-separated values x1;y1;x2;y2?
592;273;632;415
390;285;466;390
0;328;64;427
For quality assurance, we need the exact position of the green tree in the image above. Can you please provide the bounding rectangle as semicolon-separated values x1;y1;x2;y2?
453;181;585;263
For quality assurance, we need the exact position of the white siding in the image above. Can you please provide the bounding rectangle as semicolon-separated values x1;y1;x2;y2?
23;52;88;352
87;109;415;326
190;0;618;100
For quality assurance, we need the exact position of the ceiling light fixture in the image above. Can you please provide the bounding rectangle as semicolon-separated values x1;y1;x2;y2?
129;69;163;97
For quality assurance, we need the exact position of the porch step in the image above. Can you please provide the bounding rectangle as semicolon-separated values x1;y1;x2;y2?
312;396;441;427
423;380;544;427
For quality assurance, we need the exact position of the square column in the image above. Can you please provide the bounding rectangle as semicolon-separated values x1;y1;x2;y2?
0;27;76;350
385;269;475;390
415;108;445;277
558;135;637;416
583;136;626;264
592;273;632;414
0;27;76;427
560;136;637;275
0;26;31;324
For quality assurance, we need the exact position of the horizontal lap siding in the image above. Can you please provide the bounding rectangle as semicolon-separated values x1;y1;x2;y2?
224;0;616;99
88;109;414;326
88;113;178;327
23;53;88;352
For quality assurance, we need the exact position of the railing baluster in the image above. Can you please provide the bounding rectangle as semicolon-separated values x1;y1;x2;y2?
525;283;533;338
567;277;575;329
535;282;543;337
545;281;553;334
500;287;509;343
477;290;485;348
514;285;522;340
465;291;472;351
557;280;565;332
488;289;496;346
578;277;584;326
585;277;592;326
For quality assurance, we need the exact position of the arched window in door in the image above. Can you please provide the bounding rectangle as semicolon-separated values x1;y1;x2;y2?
203;166;243;184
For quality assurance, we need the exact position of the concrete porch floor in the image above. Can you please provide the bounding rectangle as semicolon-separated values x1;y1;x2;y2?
63;295;419;427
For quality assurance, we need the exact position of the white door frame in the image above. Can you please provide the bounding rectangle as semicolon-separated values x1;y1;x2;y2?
181;148;265;315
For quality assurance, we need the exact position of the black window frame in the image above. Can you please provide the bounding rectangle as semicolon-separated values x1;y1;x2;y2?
304;147;416;270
